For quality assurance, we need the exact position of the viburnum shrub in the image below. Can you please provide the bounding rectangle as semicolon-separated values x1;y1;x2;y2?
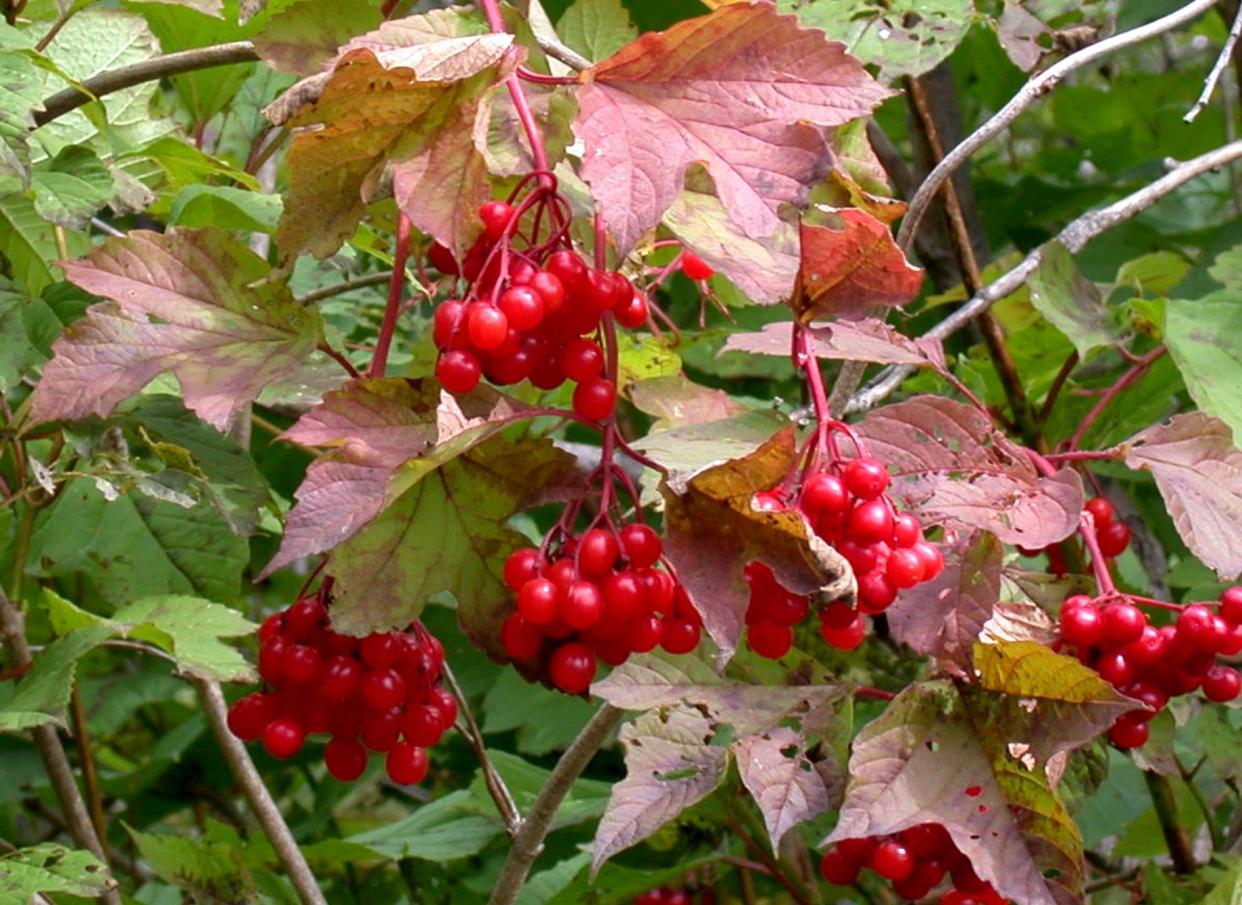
7;0;1242;903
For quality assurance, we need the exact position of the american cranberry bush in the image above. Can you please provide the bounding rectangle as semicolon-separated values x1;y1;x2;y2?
4;0;1242;903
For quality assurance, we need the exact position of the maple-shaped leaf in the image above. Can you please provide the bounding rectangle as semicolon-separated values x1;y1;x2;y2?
724;319;946;372
268;20;519;261
885;531;1002;674
855;396;1084;548
735;727;838;848
661;427;853;663
29;228;323;433
792;212;924;321
827;681;1085;905
574;2;891;255
592;706;729;873
1119;411;1242;580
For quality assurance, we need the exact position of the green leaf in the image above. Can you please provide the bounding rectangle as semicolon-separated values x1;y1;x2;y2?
0;49;46;194
1164;289;1242;445
1115;250;1191;297
480;670;598;756
1027;241;1124;358
30;145;115;229
126;827;258;903
345;790;501;861
168;184;283;233
556;0;637;62
0;279;60;393
0;193;59;293
468;749;612;829
0;625;112;733
251;0;384;75
616;332;681;391
0;844;114;900
30;477;248;605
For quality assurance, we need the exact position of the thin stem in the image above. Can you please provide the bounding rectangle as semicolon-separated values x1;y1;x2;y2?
726;811;815;905
320;343;361;379
192;678;328;905
856;686;895;701
1043;450;1121;463
1143;770;1195;873
486;704;624;905
477;0;552;177
296;271;394;305
1186;2;1242;122
69;684;108;858
1038;352;1079;424
1067;347;1165;450
441;662;523;835
897;0;1220;250
370;213;411;378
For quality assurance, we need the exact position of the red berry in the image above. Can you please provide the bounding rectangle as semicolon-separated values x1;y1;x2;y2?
361;669;406;711
626;614;664;653
679;250;714;281
1084;497;1115;529
1061;604;1103;647
386;742;430;785
900;823;951;859
584;268;621;311
433;300;466;349
848;499;894;545
478;200;514;240
549;642;596;694
259;635;287;683
762;589;809;626
950;862;988;894
838;540;879;575
858;570;897;614
1108;713;1149;749
562;338;604;382
818;848;859;885
1101;601;1146;646
529;270;566;314
324;737;368;781
820;613;866;650
467;303;508;351
602;570;645;623
227;693;278;741
518;577;559;625
869;840;914;881
836;837;877;864
1124;681;1168;717
501;613;542;660
748;620;793;659
1204;665;1242;702
1097;520;1132;557
1220;587;1242;625
282;644;322;684
284;598;327;640
428;687;457;730
886;548;925;590
262;719;305;760
546;250;588;297
1178;604;1219;650
322;655;363;702
620;523;662;569
361;708;403;751
360;633;400;670
913;541;944;580
496;286;543;332
437;350;481;394
403;704;446;747
573;378;616;421
615;291;649;328
1096;651;1135;687
660;616;701;654
1124;627;1166;667
259;612;284;642
578;528;619;577
427;241;458;275
800;473;849;518
562;580;605;630
843;458;890;500
641;568;677;612
891;513;922;548
504;549;542;590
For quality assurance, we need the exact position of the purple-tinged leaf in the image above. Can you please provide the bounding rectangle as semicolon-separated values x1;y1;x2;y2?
735;727;836;849
980;600;1059;648
282;378;439;467
1119;411;1242;580
627;376;747;431
592;706;729;873
884;531;1001;674
29;229;323;433
575;3;891;255
855;396;1084;548
723;319;946;372
997;2;1051;71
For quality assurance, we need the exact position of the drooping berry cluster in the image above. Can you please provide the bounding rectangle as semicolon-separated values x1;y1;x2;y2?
633;888;693;905
743;456;944;659
1058;589;1242;749
1024;496;1131;575
819;825;1008;904
431;197;646;421
226;597;456;785
500;523;701;693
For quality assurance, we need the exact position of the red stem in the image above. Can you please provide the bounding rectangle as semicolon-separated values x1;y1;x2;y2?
856;686;895;701
320;343;360;379
1067;346;1166;451
516;68;579;85
1043;450;1121;463
370;213;412;379
478;0;552;178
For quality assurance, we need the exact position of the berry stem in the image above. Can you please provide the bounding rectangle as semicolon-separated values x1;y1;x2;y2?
369;212;411;379
1067;345;1166;451
1079;510;1117;595
856;685;896;701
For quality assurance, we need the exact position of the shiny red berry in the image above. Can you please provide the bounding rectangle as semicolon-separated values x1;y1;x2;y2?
573;378;616;421
324;737;368;781
620;523;662;569
386;742;430;785
478;200;514;240
1097;520;1132;557
680;250;714;280
747;620;793;659
501;613;542;660
436;350;481;394
578;528;619;577
660;617;701;654
1204;665;1241;702
562;338;604;382
1084;497;1115;528
848;499;893;545
818;848;859;885
843;458;890;500
1108;713;1149;749
361;669;406;711
549;642;596;693
262;718;305;759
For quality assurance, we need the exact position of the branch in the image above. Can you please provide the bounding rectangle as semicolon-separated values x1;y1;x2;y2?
1143;770;1195;873
534;33;591;71
192;677;329;905
1186;3;1242;122
296;271;393;305
34;41;259;127
441;662;523;835
896;0;1220;251
846;138;1242;414
486;704;623;905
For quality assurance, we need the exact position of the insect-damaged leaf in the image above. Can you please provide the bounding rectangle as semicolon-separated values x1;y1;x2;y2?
855;396;1084;548
661;427;852;664
29;228;323;433
574;2;890;255
735;727;837;849
268;20;519;260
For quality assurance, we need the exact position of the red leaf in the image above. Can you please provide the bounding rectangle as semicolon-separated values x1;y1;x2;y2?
735;728;837;848
575;2;891;254
723;319;946;372
855;396;1084;548
793;211;924;321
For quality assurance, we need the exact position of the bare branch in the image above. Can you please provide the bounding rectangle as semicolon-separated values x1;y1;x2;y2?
487;704;623;905
534;33;591;71
192;677;329;905
296;271;394;306
896;0;1220;252
1186;3;1242;122
34;41;259;128
847;138;1242;414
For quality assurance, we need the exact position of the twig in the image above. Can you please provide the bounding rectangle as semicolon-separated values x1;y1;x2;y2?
296;272;394;306
1038;351;1079;424
1143;770;1195;873
89;217;124;238
1186;2;1242;122
35;41;259;127
441;662;523;835
192;677;328;905
533;33;591;71
1067;346;1165;450
486;704;623;905
847;139;1242;414
34;0;83;52
69;684;108;858
897;0;1220;251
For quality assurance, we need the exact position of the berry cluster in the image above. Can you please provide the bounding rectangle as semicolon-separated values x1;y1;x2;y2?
499;523;701;693
1058;589;1242;749
226;597;456;785
431;199;646;422
744;457;943;659
819;826;1008;904
1024;496;1131;575
633;888;692;905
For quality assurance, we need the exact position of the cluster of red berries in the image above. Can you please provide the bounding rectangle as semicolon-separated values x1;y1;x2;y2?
819;825;1008;904
499;523;701;693
1058;589;1242;749
1024;496;1132;575
430;200;646;421
744;457;943;658
226;598;456;785
633;888;693;905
